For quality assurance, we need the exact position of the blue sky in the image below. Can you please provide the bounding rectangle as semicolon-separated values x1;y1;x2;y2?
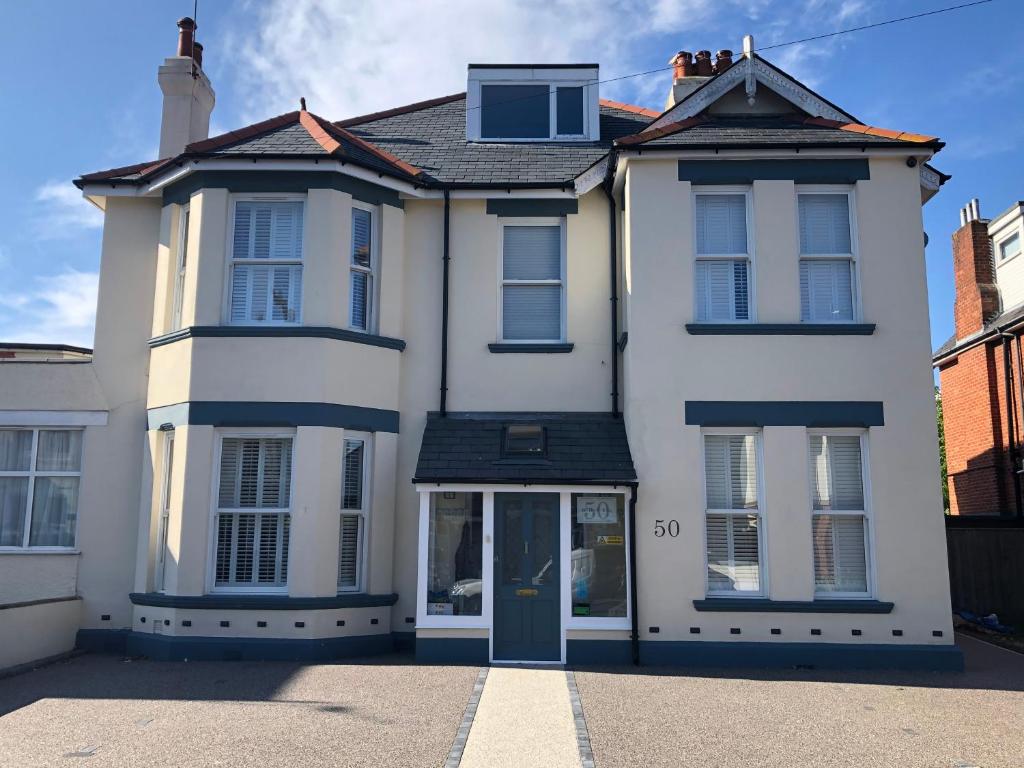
0;0;1020;361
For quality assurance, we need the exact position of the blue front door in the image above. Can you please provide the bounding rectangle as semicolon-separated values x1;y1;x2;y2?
493;493;561;662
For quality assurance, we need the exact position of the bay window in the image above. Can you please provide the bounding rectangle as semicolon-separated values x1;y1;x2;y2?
809;432;871;596
798;191;857;322
0;429;82;549
213;435;293;591
694;191;751;322
703;433;763;595
228;199;304;324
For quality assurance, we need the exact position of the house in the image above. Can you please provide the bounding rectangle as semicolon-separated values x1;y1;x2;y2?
0;17;961;672
934;199;1024;517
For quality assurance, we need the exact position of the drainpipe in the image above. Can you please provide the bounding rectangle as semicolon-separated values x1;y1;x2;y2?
602;180;620;417
1001;331;1022;517
440;189;451;415
1016;334;1024;518
628;482;640;665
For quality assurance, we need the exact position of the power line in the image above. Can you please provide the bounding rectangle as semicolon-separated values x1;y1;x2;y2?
463;0;995;113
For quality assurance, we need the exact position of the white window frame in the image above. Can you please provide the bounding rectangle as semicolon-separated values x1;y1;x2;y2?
692;186;756;323
796;185;861;323
497;217;567;343
565;491;632;631
154;431;175;592
466;67;600;143
338;431;372;593
807;428;876;599
700;428;768;598
207;429;295;595
223;194;307;327
170;204;190;331
0;427;84;551
997;229;1022;265
349;201;380;334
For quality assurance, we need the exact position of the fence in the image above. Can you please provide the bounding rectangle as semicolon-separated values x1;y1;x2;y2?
945;516;1024;626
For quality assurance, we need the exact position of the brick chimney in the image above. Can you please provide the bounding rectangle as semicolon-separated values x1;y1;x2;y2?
158;17;216;158
952;198;1000;339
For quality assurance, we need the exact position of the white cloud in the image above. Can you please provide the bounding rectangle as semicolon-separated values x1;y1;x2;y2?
0;269;98;348
34;182;104;237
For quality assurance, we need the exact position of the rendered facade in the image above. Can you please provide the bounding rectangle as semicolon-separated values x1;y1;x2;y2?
0;20;960;671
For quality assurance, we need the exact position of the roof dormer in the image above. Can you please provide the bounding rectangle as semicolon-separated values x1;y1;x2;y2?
466;64;600;142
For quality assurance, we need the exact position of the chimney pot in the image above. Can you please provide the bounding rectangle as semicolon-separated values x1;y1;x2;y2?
695;50;713;76
669;51;696;79
713;49;733;73
176;17;197;58
192;41;204;68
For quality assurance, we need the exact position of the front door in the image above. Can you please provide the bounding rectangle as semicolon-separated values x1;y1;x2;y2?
493;493;561;662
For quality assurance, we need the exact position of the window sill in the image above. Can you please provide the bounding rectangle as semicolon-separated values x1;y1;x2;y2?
488;343;575;354
0;548;81;556
149;326;406;351
685;323;875;336
129;592;399;610
693;598;893;613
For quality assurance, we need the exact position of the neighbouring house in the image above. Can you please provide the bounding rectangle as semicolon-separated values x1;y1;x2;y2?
934;199;1024;517
0;17;961;672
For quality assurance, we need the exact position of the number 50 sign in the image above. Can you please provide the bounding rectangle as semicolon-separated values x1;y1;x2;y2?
576;496;618;524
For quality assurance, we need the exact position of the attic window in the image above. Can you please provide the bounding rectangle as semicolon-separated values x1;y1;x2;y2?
504;424;546;456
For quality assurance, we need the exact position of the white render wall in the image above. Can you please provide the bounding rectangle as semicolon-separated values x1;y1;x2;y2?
622;155;953;645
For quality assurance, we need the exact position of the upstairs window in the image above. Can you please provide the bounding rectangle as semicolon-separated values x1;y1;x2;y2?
228;199;304;325
171;206;190;331
482;84;549;139
694;192;751;322
350;205;377;332
998;231;1021;262
500;221;565;342
798;191;856;323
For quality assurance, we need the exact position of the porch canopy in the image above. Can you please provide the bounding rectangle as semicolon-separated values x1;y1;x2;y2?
413;411;636;485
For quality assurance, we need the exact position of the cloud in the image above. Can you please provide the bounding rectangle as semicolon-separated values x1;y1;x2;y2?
34;182;104;237
0;269;98;348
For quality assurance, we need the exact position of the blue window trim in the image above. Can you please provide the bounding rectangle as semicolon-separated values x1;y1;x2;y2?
146;402;400;433
685;323;875;336
685;401;883;428
693;598;894;614
488;342;575;354
149;325;405;351
128;592;398;610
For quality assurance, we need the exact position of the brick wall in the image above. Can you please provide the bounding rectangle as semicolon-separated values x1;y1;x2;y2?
952;220;999;338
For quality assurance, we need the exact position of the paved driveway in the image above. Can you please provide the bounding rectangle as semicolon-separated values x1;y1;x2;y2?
574;634;1024;768
0;654;479;768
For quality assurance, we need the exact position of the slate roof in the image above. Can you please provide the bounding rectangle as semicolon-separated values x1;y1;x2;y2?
933;302;1024;363
413;412;637;484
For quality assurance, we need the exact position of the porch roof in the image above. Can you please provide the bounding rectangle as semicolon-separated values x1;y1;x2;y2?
413;412;636;485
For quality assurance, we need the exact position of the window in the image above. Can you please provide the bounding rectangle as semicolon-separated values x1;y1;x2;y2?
155;432;174;591
0;429;82;548
426;492;483;616
501;222;565;342
476;80;592;140
482;84;549;139
228;200;304;324
503;425;546;456
213;436;293;591
809;433;870;596
171;206;190;331
571;494;627;618
798;192;856;322
556;86;584;136
350;206;376;331
703;433;762;595
338;434;370;592
999;231;1021;262
694;192;751;322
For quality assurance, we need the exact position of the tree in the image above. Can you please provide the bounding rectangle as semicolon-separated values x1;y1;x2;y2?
936;386;949;513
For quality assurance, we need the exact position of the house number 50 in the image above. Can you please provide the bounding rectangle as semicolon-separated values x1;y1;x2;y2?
654;520;679;537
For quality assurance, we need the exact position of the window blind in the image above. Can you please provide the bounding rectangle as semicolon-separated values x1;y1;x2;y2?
351;208;374;330
230;201;304;324
339;437;367;591
799;194;851;254
703;434;761;594
502;225;563;341
800;259;853;322
696;194;747;255
809;434;868;594
338;515;362;589
696;260;749;321
704;435;758;510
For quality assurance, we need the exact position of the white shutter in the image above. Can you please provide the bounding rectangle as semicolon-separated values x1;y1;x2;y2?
799;194;851;254
810;435;864;511
502;225;563;341
705;513;761;593
503;226;561;279
696;194;747;254
338;515;362;589
503;285;561;340
705;435;757;509
342;440;364;510
351;208;374;331
704;435;760;594
230;201;304;324
800;259;853;322
813;514;867;593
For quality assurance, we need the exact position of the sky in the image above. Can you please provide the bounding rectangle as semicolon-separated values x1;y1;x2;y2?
0;0;1020;363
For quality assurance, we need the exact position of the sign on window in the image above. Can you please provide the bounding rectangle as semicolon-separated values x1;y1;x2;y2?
576;496;619;524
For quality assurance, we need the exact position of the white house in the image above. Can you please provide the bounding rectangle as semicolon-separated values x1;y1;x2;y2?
0;19;960;671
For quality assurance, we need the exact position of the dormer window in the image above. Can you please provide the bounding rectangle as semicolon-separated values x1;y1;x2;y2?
468;65;599;142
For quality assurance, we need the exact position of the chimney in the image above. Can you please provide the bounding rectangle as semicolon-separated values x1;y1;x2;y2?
158;17;216;158
952;198;1000;339
665;48;713;110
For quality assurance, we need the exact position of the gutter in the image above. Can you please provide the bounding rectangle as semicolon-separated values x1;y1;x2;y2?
1001;330;1024;518
601;152;620;417
628;482;640;665
440;189;451;415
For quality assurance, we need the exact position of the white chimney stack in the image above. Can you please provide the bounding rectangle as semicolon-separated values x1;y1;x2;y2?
158;17;215;158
